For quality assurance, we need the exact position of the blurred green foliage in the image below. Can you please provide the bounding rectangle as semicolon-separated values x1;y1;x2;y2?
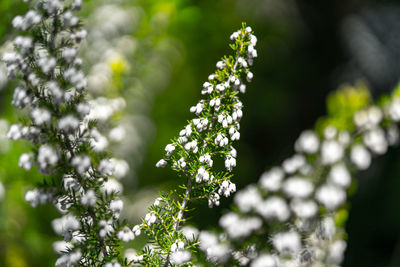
315;82;371;134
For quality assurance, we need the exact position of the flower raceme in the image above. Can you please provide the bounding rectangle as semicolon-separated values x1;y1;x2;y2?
139;24;257;265
201;88;400;266
156;24;257;206
3;0;131;266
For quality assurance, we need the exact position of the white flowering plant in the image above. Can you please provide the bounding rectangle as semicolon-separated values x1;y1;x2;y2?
3;0;131;265
136;24;257;266
194;84;400;266
3;0;400;267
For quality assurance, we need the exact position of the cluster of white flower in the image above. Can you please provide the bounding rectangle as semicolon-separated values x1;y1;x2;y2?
214;132;229;147
292;216;348;266
12;10;41;31
204;92;400;265
124;249;144;264
71;154;91;174
80;189;97;206
58;115;80;133
144;212;157;226
12;85;32;109
55;249;82;267
52;214;81;242
64;67;87;90
117;227;135;242
14;35;33;55
208;192;221;208
272;231;301;255
2;52;23;78
62;47;77;63
37;144;59;174
2;0;133;265
231;26;258;66
220;212;262;239
31;108;51;126
97;159;114;176
198;231;232;264
63;174;80;192
101;178;123;195
25;188;53;207
170;249;192;265
43;80;63;103
218;179;237;198
37;56;57;75
136;25;257;266
6;125;38;147
168;239;191;265
110;199;123;219
99;219;114;238
80;97;129;155
18;152;33;170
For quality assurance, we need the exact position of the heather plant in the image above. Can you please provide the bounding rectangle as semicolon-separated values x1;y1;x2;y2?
3;1;400;267
197;84;400;266
135;24;257;266
3;0;129;265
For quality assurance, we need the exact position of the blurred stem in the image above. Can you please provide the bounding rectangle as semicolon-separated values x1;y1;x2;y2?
163;176;192;267
174;176;192;231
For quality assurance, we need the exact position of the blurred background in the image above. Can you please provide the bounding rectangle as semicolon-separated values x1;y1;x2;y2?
1;0;400;266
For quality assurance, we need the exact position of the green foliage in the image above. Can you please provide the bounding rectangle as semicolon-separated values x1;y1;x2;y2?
316;82;371;134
